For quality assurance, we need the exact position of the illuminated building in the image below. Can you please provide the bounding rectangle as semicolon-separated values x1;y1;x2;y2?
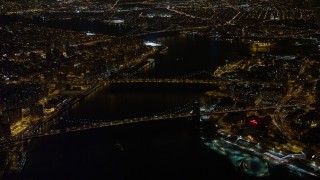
245;115;272;138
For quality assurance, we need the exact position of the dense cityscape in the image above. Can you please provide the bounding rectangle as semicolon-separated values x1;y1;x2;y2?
0;0;320;179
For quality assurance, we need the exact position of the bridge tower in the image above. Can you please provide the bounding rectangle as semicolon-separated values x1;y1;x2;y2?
59;117;66;133
192;101;201;128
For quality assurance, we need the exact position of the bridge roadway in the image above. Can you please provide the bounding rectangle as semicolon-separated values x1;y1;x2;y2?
0;103;307;145
126;25;210;37
0;113;194;145
111;78;222;85
110;78;285;88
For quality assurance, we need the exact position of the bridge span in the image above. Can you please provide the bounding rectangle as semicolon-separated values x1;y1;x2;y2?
110;78;284;88
0;102;308;145
0;113;195;145
110;78;225;85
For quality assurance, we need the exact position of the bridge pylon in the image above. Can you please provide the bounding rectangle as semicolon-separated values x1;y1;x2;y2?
192;101;201;128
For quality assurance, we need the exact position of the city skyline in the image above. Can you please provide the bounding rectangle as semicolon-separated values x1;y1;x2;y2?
0;0;320;179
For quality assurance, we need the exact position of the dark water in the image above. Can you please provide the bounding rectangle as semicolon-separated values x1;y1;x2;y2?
67;90;204;120
152;35;251;78
0;15;131;36
32;18;132;36
17;121;249;180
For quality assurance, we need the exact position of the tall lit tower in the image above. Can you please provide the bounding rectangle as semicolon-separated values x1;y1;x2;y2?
168;0;172;9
